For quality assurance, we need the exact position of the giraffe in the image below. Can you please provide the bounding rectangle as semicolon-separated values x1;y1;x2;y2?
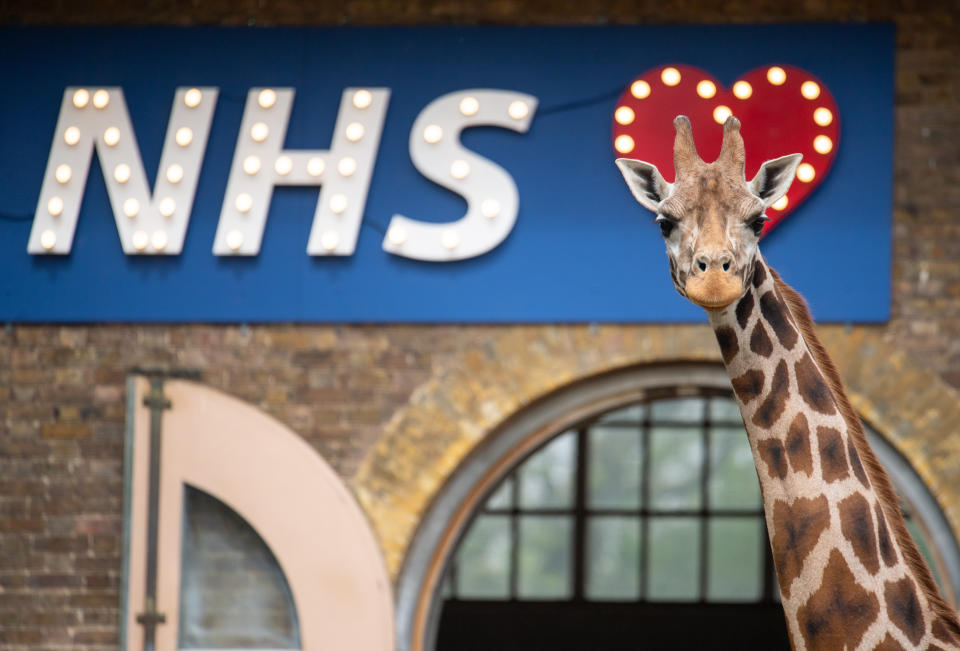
615;115;960;650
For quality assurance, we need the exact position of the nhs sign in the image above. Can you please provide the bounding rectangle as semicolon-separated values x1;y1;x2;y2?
0;26;893;322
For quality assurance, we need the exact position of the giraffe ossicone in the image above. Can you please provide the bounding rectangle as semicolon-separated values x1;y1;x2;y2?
616;115;960;650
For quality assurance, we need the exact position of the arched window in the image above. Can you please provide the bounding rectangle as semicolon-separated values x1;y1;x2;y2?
434;390;959;650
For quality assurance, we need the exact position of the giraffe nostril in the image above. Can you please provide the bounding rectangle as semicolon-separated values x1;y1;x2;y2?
697;260;707;272
722;260;731;272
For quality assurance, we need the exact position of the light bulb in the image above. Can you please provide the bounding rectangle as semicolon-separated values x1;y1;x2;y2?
55;164;71;184
697;80;717;99
796;163;816;183
103;127;120;147
250;122;269;142
243;155;261;175
345;122;364;142
158;197;176;217
615;106;635;125
713;105;732;124
132;230;148;250
767;67;787;86
387;224;407;245
47;197;64;216
184;88;202;108
733;81;753;100
175;127;193;147
72;89;89;109
481;198;501;218
423;124;443;143
338;157;357;177
813;135;833;154
226;229;244;251
630;80;651;99
151;230;168;251
329;194;347;214
661;67;681;86
258;89;277;109
441;229;460;250
123;198;140;217
166;164;184;184
40;229;56;250
114;164;131;184
813;107;833;127
235;193;253;213
508;100;529;120
614;134;635;154
321;231;339;251
801;81;821;100
307;157;325;176
275;156;293;176
353;89;373;109
772;195;789;211
92;89;109;109
450;160;470;179
64;126;81;146
459;96;479;116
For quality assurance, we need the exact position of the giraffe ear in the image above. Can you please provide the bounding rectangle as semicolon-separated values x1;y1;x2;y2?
616;158;672;213
750;153;803;207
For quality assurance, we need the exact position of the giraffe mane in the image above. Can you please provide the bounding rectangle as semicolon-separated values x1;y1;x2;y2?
772;269;960;638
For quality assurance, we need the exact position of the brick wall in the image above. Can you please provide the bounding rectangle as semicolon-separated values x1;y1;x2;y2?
1;1;959;648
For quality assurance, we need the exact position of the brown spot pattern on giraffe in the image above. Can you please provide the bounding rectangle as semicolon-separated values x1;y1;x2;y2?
752;262;767;288
731;369;764;404
752;359;788;428
771;495;830;599
714;326;739;364
885;577;925;645
749;321;773;357
759;290;798;350
817;426;849;483
847;436;870;488
794;353;838;415
933;617;959;644
838;493;880;575
874;634;907;651
876;501;898;567
797;548;880;650
736;290;754;330
785;412;813;476
758;438;788;479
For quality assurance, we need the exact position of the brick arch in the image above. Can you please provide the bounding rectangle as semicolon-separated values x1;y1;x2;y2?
350;324;960;647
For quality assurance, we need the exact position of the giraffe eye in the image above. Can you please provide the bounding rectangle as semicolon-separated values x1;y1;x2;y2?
748;214;769;236
656;214;677;238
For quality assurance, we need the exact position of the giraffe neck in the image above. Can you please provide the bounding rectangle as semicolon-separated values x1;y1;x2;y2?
707;256;960;651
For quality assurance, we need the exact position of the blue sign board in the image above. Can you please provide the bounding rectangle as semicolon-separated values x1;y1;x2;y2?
0;25;893;322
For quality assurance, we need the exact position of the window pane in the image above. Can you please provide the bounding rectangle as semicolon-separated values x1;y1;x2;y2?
647;517;700;601
650;397;704;422
709;396;743;423
455;515;511;598
588;426;641;509
179;487;299;649
708;518;764;601
518;431;575;509
649;427;702;510
518;516;572;599
485;477;513;510
598;404;645;423
709;426;760;509
586;516;640;600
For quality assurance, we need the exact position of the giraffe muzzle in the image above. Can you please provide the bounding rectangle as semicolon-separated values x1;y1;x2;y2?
684;269;744;310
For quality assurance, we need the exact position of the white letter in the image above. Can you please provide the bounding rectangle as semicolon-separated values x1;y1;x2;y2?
383;89;537;261
29;87;217;255
213;88;389;256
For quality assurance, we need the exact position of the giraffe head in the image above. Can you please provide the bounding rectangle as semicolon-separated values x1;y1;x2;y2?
616;116;801;310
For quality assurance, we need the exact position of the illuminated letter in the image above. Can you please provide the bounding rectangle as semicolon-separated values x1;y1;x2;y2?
29;87;218;255
383;89;537;261
213;88;389;256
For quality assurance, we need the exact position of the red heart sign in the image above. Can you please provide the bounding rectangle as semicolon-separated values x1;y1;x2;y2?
612;64;839;235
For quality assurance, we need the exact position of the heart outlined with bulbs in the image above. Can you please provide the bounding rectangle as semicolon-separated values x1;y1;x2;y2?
612;64;840;235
